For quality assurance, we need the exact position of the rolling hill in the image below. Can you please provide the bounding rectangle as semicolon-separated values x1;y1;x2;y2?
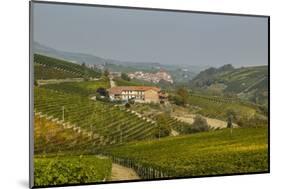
103;127;268;178
34;54;102;80
189;64;268;105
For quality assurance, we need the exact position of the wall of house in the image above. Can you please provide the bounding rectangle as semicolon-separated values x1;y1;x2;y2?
144;89;159;103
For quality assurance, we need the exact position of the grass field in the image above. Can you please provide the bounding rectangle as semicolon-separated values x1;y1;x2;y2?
34;155;112;187
103;127;268;178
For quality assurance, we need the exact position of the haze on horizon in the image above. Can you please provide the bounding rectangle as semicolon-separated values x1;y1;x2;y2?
32;2;268;67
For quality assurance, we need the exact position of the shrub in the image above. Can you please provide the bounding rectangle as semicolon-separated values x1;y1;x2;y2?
190;115;210;132
125;103;131;108
96;87;108;97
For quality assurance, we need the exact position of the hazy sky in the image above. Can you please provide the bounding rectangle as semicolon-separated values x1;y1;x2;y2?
32;2;268;67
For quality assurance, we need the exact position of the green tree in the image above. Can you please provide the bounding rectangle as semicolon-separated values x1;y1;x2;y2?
191;115;209;132
154;113;171;138
104;69;109;77
121;73;131;81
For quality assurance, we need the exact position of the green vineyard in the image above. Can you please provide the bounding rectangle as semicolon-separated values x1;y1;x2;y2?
34;87;158;147
103;127;268;179
187;94;266;121
34;155;112;186
32;53;269;187
35;64;80;80
34;54;101;79
34;115;95;154
41;77;110;97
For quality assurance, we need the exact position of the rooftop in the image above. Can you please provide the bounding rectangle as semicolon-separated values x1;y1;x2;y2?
108;86;161;94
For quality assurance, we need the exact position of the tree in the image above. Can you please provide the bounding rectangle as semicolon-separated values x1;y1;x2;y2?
96;87;108;97
104;69;109;77
227;115;233;128
173;95;185;106
226;109;236;128
34;80;38;86
121;72;131;81
177;88;188;105
191;115;209;132
171;87;189;106
154;113;171;138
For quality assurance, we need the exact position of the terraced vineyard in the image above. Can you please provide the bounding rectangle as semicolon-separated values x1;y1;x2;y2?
34;155;112;186
34;87;158;147
35;64;81;80
103;127;268;179
187;94;266;121
41;77;110;97
130;104;193;135
34;54;101;80
34;115;95;154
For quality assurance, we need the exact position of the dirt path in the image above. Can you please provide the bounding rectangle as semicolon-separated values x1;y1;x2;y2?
171;129;179;136
172;114;238;129
110;163;140;181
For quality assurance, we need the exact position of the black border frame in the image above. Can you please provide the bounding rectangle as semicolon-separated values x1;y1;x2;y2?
29;1;270;188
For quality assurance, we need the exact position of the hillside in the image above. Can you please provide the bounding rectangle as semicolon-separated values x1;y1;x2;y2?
34;87;158;147
34;54;101;80
103;127;268;178
189;64;268;105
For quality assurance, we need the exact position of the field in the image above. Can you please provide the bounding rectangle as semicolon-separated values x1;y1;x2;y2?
34;155;112;186
186;94;265;121
114;77;156;87
34;115;95;154
103;127;268;178
34;53;101;80
190;65;268;105
32;54;269;187
35;64;80;80
34;87;158;147
41;77;110;97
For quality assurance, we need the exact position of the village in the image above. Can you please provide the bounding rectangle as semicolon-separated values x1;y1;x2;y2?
107;69;172;104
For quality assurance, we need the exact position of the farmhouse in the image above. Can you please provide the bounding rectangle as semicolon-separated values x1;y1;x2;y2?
108;86;162;103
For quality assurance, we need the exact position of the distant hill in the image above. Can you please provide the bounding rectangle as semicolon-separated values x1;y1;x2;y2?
33;42;200;79
33;42;161;67
34;54;101;80
33;42;106;65
189;64;268;105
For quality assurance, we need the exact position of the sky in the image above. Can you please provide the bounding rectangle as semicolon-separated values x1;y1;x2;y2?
32;2;268;67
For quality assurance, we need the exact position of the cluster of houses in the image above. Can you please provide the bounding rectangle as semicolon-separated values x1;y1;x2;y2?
128;69;173;84
108;86;167;104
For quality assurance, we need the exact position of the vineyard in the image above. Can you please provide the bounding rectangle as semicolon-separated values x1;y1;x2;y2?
35;64;81;80
114;77;157;87
34;115;95;154
103;127;268;179
41;77;110;97
33;53;269;186
34;87;158;147
34;155;112;186
34;54;101;79
34;108;112;187
186;93;266;121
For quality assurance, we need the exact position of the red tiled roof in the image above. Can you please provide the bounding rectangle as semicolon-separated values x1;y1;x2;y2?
108;86;160;94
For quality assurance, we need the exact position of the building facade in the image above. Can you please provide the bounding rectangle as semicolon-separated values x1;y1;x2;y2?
108;86;161;103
